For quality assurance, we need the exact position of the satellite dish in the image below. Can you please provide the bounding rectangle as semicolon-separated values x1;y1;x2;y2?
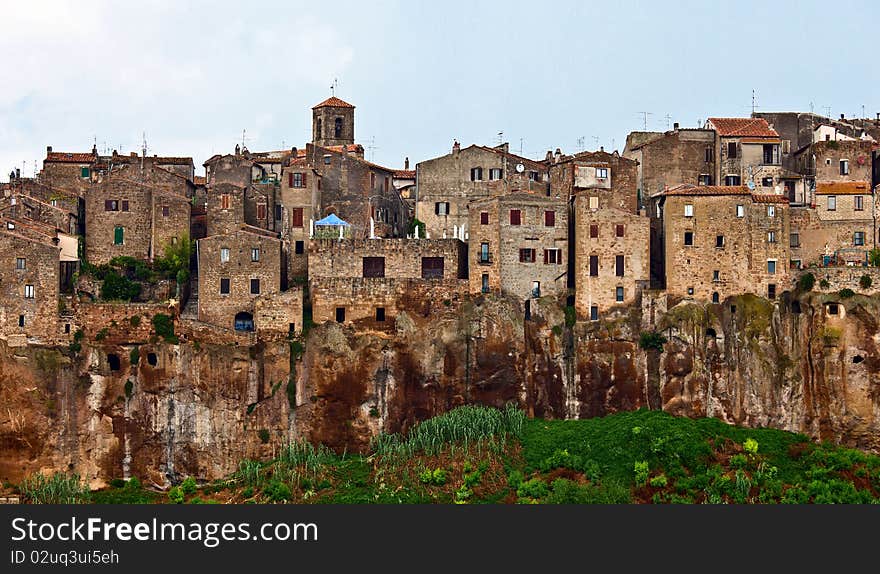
747;180;756;191
515;163;525;173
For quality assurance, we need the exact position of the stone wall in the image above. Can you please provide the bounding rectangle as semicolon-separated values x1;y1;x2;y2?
812;140;874;183
0;231;60;343
254;289;304;335
624;128;716;197
309;238;467;280
801;266;880;295
77;302;177;345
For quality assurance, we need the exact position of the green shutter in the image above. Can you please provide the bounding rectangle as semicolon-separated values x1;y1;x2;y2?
114;226;124;245
81;167;90;178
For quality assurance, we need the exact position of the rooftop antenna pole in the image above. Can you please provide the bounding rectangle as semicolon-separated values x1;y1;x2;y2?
862;104;866;119
497;132;503;146
751;89;756;115
331;78;338;97
592;135;599;149
576;136;585;153
663;114;672;130
141;131;147;175
823;106;831;119
638;112;652;131
519;138;523;155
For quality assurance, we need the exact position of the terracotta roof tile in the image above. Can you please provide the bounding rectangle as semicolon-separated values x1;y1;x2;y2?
154;157;193;165
394;170;415;179
751;194;790;204
708;118;779;138
312;96;355;109
659;184;752;197
45;152;95;163
815;181;870;195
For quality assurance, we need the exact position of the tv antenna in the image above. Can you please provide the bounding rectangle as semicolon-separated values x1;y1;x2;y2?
519;138;523;155
497;132;504;145
366;136;378;162
576;136;585;152
663;114;672;130
330;78;338;97
751;89;756;114
592;135;599;149
823;106;831;119
637;111;653;131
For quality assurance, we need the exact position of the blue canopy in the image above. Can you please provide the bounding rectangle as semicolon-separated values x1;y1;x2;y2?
314;213;350;226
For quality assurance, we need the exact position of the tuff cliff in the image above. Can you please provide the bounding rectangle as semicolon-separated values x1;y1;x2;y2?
1;292;878;487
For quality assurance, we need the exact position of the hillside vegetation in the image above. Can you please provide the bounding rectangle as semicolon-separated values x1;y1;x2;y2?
16;407;880;504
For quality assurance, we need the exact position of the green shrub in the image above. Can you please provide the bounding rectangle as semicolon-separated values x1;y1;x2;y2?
129;347;140;365
20;472;89;504
869;248;880;268
418;468;447;486
639;331;667;352
649;474;668;488
564;305;576;327
180;477;197;495
860;274;872;289
167;486;184;504
744;438;759;455
730;454;748;469
95;328;109;341
516;478;548;499
839;288;855;299
110;478;126;488
101;271;142;301
263;479;291;502
126;477;141;490
124;379;134;398
634;460;650;486
152;314;177;343
129;315;141;327
507;470;524;490
551;325;563;336
258;429;270;444
798;273;815;292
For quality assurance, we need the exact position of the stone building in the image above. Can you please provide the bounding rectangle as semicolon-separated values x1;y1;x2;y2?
84;161;192;265
0;225;62;343
468;193;567;300
653;184;791;302
308;238;467;324
416;142;549;240
279;156;320;280
547;150;649;318
1;191;78;235
312;97;355;148
623;125;716;201
197;227;285;332
706;117;807;204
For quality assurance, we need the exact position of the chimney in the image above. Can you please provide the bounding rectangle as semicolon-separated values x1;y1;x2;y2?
92;144;97;155
234;144;240;157
840;113;845;120
292;146;298;157
15;168;20;179
673;122;679;130
600;146;604;152
452;140;460;155
46;145;53;155
404;157;410;170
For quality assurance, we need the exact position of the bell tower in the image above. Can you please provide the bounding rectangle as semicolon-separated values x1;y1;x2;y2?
312;97;355;147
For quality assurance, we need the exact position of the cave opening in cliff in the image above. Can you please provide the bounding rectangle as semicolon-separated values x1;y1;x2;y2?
853;355;864;364
791;300;802;314
147;353;158;366
706;328;717;339
107;353;121;371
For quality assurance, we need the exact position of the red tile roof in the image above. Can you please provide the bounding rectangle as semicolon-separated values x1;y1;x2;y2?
45;152;95;163
751;194;790;204
660;184;751;197
394;170;415;179
815;181;870;195
154;157;193;165
708;118;779;138
193;176;206;185
312;96;355;109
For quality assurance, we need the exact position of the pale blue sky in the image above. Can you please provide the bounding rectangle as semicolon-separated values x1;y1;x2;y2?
2;0;878;179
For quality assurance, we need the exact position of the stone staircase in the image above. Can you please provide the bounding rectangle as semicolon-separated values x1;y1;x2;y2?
180;272;198;320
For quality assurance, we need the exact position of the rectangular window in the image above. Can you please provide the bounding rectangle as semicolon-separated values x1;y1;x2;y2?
295;240;304;254
763;144;780;165
480;212;489;225
24;284;34;299
768;284;777;299
529;171;541;182
385;177;389;193
335;307;345;322
292;207;304;228
435;202;449;216
725;175;741;186
363;256;386;278
684;231;694;246
590;305;599;321
840;160;849;175
421;257;445;279
589;196;599;209
376;307;386;322
713;270;720;282
544;210;555;227
767;205;775;218
105;200;118;211
488;168;502;180
221;194;230;210
616;286;624;302
162;205;170;217
684;204;694;217
219;278;230;294
470;167;483;181
481;274;489;293
590;225;598;238
762;177;774;187
616;224;625;238
854;231;865;246
480;243;490;263
220;247;230;263
727;141;737;158
257;204;267;220
589;255;598;277
698;174;712;186
121;200;129;212
767;260;777;275
275;204;282;220
615;255;624;277
544;249;561;264
18;315;24;327
855;195;864;211
519;248;536;263
736;205;745;218
705;147;713;163
790;233;800;248
81;167;90;178
509;209;522;225
323;155;331;165
827;195;837;211
596;167;608;178
716;235;724;248
251;248;260;262
16;257;25;270
768;231;777;243
250;278;260;295
113;226;124;245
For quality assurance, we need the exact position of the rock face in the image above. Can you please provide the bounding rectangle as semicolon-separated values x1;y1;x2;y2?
1;291;879;486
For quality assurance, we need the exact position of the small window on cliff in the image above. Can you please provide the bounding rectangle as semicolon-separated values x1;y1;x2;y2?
706;328;717;338
147;353;158;366
827;303;839;315
108;354;121;371
295;241;304;254
376;307;386;322
335;307;345;323
853;355;864;364
712;292;720;304
590;305;599;321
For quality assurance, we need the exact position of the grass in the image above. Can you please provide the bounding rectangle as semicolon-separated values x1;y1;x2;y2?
20;472;89;504
20;408;880;505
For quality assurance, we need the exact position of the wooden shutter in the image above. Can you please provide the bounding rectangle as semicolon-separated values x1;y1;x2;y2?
480;212;488;225
545;211;555;226
292;208;303;228
302;172;307;186
590;224;598;238
543;249;548;264
288;173;294;187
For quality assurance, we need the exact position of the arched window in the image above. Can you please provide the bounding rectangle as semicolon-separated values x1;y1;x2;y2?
316;118;322;140
234;312;254;332
711;292;720;304
334;117;343;138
